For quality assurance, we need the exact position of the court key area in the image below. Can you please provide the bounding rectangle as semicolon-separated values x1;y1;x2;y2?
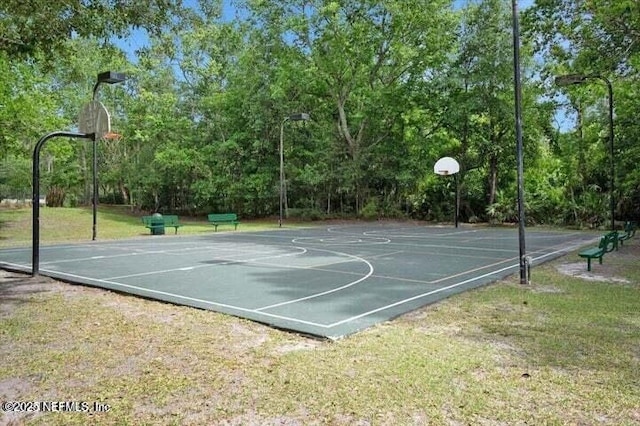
0;223;597;339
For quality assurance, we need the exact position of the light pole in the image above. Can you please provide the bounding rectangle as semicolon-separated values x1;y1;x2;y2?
555;73;615;230
512;0;527;284
279;113;310;227
91;71;125;240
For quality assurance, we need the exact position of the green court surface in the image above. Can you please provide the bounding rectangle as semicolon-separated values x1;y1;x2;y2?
0;223;596;339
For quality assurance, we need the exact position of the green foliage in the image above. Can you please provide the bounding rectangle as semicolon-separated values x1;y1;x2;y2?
525;0;640;225
0;0;181;60
287;208;324;221
360;198;380;221
486;190;518;225
0;155;30;199
0;0;638;226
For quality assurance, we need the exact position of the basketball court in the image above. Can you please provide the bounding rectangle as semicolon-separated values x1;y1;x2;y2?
0;223;596;338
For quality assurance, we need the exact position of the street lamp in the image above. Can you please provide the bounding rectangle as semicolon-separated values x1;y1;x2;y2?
512;0;528;284
279;113;310;227
555;73;615;230
91;71;126;240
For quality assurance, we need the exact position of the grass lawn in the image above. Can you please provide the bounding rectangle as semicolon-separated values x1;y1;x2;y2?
0;205;283;248
0;207;639;425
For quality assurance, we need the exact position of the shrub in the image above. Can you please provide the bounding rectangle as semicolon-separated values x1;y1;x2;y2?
360;198;379;221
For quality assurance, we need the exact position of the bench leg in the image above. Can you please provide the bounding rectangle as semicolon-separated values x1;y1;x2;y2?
214;224;218;232
586;258;592;272
599;256;603;265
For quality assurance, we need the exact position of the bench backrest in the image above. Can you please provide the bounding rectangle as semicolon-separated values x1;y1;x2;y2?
142;215;180;226
163;215;180;226
208;213;238;222
141;215;155;225
602;231;618;253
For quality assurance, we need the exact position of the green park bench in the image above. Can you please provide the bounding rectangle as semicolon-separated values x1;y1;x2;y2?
617;221;637;246
578;231;618;271
141;214;183;235
207;213;240;231
162;215;183;234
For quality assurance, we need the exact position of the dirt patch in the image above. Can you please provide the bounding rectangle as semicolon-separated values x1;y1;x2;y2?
0;270;64;317
556;262;630;283
275;340;323;354
0;377;33;400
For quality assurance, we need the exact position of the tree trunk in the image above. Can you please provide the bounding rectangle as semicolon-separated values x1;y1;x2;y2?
46;186;65;207
119;182;129;205
487;155;498;205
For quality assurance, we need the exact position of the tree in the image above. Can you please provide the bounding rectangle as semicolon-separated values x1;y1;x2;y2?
526;0;640;223
0;0;181;59
524;0;640;75
240;0;457;214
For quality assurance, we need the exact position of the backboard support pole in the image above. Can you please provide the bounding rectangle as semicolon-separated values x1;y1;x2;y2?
32;131;93;276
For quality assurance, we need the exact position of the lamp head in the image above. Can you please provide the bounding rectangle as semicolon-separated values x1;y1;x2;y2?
288;113;310;121
97;71;126;85
555;74;588;87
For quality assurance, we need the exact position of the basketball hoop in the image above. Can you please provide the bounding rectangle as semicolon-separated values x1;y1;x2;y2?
103;132;122;140
434;156;461;228
434;157;460;176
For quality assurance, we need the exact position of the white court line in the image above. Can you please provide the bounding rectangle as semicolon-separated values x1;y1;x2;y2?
462;231;586;241
255;248;374;311
246;249;399;274
0;247;30;254
358;245;514;261
1;234;601;335
322;247;575;329
363;229;479;238
39;244;281;266
40;251;146;265
291;236;391;246
103;247;307;280
36;268;331;329
384;241;515;253
254;241;583;313
36;246;223;266
0;243;98;254
255;243;588;328
293;229;517;253
0;261;30;271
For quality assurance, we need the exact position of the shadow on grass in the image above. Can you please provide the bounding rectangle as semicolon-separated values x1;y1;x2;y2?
0;273;54;313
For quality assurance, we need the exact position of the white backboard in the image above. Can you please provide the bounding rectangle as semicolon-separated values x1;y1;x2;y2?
79;101;111;140
434;157;460;176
